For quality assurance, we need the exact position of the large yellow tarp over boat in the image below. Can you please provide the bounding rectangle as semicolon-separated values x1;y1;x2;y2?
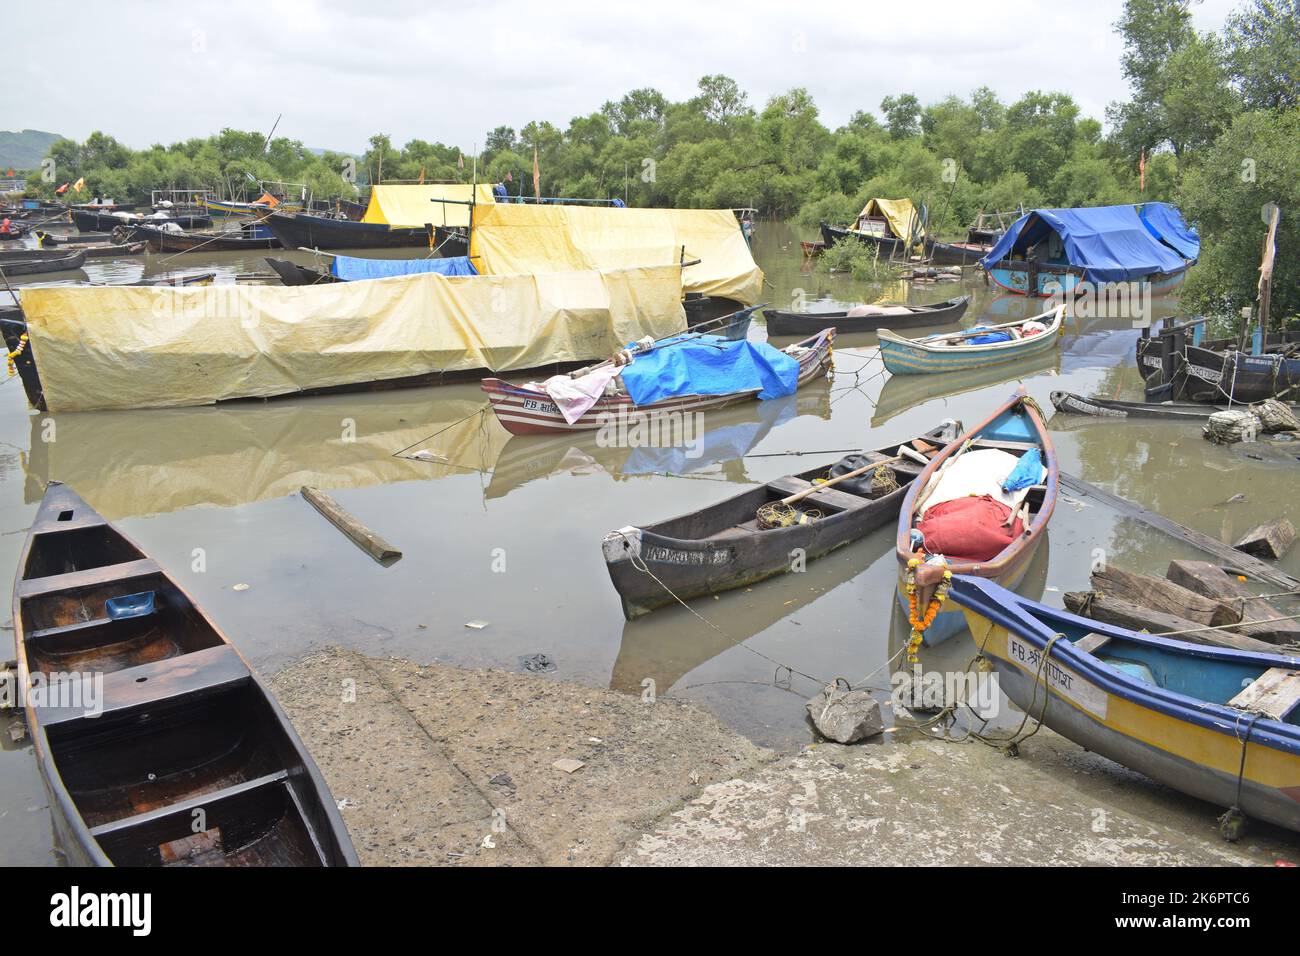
470;204;764;306
361;184;497;228
857;198;925;241
21;266;686;412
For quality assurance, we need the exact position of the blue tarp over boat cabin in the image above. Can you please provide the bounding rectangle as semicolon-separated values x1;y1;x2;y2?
980;205;1191;283
1138;202;1200;261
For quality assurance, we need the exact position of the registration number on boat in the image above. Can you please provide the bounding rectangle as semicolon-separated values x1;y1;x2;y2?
643;546;731;566
1006;634;1107;718
521;398;560;414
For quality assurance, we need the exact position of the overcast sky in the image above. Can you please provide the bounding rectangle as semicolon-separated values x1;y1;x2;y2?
10;0;1240;152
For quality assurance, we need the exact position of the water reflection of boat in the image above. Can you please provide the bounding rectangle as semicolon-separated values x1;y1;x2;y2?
25;393;506;520
871;350;1058;427
484;383;831;500
609;531;892;696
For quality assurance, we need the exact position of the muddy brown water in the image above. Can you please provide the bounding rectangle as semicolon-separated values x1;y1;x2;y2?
0;220;1296;864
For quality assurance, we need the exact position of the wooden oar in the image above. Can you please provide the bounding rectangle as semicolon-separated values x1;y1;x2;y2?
778;454;906;506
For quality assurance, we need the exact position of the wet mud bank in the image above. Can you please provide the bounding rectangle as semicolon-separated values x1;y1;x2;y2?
273;647;1298;866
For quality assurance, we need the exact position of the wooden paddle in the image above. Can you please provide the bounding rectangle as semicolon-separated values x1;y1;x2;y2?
778;453;906;507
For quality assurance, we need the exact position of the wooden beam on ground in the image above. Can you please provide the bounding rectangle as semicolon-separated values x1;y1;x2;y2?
1062;592;1280;653
1090;566;1239;628
300;486;402;565
1059;471;1300;592
1166;560;1300;643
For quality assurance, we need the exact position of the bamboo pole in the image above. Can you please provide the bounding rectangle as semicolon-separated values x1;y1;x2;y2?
300;486;402;564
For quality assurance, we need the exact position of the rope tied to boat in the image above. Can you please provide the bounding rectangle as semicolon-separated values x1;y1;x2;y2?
1219;712;1262;841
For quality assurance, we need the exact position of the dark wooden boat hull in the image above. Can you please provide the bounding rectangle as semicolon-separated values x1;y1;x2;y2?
603;423;961;618
1137;334;1300;404
263;212;437;250
39;230;115;246
0;251;86;276
1048;390;1298;421
13;483;358;866
764;295;969;336
73;210;212;232
819;224;985;266
136;224;281;252
266;257;339;285
820;222;910;258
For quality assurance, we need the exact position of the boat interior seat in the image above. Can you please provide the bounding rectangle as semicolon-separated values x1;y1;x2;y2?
1228;667;1300;721
764;476;871;512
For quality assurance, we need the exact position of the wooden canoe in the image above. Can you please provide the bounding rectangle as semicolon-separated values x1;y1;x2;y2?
266;257;339;286
11;482;358;866
482;328;835;436
895;388;1058;645
764;295;969;337
878;304;1065;375
0;251;87;276
951;574;1300;835
134;224;281;252
604;421;963;618
10;239;144;259
1048;390;1299;421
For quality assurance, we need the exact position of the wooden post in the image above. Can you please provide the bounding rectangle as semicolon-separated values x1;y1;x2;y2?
1258;203;1280;347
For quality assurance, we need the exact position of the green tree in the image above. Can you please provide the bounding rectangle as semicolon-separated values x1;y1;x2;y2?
1225;0;1300;110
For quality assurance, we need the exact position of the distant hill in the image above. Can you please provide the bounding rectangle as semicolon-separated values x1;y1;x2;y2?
0;129;63;171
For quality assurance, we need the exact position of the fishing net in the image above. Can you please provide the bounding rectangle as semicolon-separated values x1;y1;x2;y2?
1203;410;1261;445
1251;398;1300;434
757;502;823;529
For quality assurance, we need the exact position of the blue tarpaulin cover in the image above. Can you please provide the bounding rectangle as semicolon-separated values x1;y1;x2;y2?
980;205;1190;283
1138;202;1200;260
619;335;799;406
1001;447;1043;492
330;255;478;281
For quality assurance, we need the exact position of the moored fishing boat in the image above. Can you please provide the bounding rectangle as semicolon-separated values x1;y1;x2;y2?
980;204;1197;297
17;238;145;259
0;250;87;276
950;574;1300;836
603;421;961;618
1048;390;1299;421
72;209;213;232
133;223;281;252
878;304;1065;375
11;482;358;865
764;294;969;337
895;389;1057;646
482;326;834;436
262;211;446;250
1137;329;1300;405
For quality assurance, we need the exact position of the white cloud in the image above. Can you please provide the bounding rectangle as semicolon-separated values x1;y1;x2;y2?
9;0;1239;151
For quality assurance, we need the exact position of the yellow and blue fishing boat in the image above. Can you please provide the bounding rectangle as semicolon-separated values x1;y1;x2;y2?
877;304;1064;375
951;574;1300;836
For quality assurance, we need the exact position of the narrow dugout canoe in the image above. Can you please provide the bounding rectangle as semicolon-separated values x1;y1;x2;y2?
1048;390;1299;422
604;421;962;618
14;238;145;259
878;304;1064;375
0;250;87;276
895;389;1058;645
764;295;969;337
133;224;281;252
481;328;835;436
951;574;1300;835
11;482;358;866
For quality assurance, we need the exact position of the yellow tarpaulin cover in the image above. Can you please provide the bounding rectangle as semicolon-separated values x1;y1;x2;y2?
362;184;497;228
22;266;686;412
470;204;764;306
856;198;925;241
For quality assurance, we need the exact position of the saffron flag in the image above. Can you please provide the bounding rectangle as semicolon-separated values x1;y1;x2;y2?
72;177;85;193
418;167;425;184
533;146;540;200
1139;148;1146;192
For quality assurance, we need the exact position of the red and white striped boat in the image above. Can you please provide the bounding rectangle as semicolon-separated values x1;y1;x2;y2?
481;328;836;436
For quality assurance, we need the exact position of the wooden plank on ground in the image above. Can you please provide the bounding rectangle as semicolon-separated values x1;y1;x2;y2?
1090;566;1238;627
1062;592;1279;653
1233;518;1296;561
1166;560;1300;643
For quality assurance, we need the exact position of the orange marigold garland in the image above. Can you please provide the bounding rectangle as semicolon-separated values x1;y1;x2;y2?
904;557;951;664
6;331;28;377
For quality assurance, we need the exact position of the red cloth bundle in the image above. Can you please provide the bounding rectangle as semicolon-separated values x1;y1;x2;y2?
916;495;1023;563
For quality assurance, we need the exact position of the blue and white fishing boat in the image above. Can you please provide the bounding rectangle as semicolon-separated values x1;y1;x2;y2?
877;304;1064;375
950;574;1300;836
980;204;1198;298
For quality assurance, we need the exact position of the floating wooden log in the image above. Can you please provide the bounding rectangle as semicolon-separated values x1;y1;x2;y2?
1059;472;1300;592
1166;560;1300;643
1062;591;1279;653
1233;518;1296;561
300;486;402;565
1090;565;1239;628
